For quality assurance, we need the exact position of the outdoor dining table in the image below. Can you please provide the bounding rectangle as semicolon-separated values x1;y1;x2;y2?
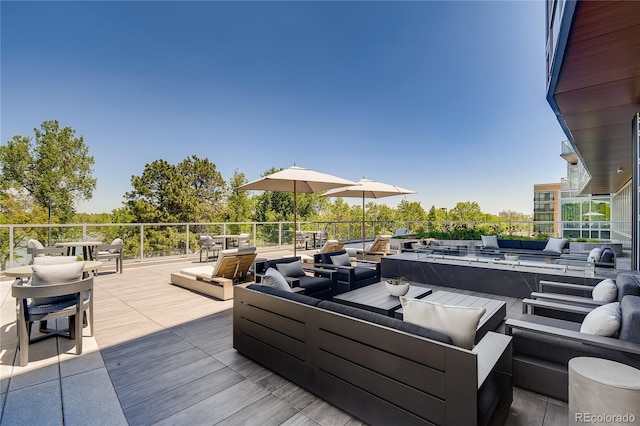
4;261;103;279
55;241;103;261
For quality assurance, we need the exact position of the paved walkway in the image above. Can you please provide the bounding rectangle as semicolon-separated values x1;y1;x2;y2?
1;251;571;425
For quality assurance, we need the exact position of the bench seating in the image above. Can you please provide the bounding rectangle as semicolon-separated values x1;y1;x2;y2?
234;284;513;425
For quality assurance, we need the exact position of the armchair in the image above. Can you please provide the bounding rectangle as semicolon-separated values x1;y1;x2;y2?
255;257;336;299
526;274;640;322
313;249;380;293
506;294;640;401
93;238;125;273
12;262;94;366
198;235;223;262
26;238;66;263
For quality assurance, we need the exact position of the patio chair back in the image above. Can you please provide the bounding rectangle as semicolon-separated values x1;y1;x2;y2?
319;240;345;253
212;247;257;281
366;235;391;254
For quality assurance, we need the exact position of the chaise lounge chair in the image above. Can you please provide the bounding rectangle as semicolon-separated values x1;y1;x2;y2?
345;235;393;261
170;247;257;300
300;239;346;263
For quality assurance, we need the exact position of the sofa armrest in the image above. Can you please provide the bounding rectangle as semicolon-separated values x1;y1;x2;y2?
505;319;640;355
522;298;593;316
473;332;512;388
539;280;595;294
530;292;604;307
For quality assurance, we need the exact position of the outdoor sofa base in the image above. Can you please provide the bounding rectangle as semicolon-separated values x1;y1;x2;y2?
170;271;235;300
233;285;513;426
505;299;640;401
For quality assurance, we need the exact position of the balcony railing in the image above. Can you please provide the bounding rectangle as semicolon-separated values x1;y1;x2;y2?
1;220;631;270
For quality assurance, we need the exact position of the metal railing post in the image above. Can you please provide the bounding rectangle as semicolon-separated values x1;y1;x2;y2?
140;224;144;263
186;224;190;256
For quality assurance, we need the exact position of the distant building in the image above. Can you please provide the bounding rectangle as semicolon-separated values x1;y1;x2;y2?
533;183;560;236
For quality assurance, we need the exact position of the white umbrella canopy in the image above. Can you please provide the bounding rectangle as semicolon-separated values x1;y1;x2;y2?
322;178;416;254
239;165;355;256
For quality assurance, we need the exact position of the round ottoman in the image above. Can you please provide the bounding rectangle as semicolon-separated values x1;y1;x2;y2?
568;357;640;425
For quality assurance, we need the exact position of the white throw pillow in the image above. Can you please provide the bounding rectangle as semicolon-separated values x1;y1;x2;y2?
587;248;602;263
260;268;292;292
481;235;499;249
592;279;617;303
580;302;621;336
543;238;567;253
400;297;486;349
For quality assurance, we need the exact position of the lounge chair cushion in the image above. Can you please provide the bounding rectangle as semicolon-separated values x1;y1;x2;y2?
543;238;567;254
180;266;215;277
298;275;332;294
619;296;640;344
31;261;86;304
400;297;485;349
481;235;499;249
330;253;351;267
318;301;452;345
260;268;292;292
592;279;618;303
276;260;306;278
580;302;621;337
247;284;320;306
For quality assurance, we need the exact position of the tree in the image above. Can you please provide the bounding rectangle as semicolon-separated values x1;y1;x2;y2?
449;201;486;222
0;120;96;222
221;170;253;233
124;156;225;223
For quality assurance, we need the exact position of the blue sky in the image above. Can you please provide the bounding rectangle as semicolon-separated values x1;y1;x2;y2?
1;0;567;215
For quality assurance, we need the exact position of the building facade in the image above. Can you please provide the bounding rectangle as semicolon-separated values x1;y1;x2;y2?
545;0;639;269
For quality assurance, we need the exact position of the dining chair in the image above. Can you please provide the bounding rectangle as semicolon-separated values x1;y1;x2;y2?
12;262;94;366
93;238;125;272
26;238;66;263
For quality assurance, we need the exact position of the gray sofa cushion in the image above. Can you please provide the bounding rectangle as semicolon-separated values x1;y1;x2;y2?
318;300;453;345
619;295;640;344
277;260;306;278
616;273;640;301
247;284;321;307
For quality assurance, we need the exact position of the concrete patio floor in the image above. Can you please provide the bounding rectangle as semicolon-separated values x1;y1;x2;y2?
0;248;570;425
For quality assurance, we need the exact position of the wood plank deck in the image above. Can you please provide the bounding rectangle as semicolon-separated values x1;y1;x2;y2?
1;253;568;425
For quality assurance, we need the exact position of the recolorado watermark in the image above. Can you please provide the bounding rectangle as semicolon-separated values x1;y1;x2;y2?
575;412;636;423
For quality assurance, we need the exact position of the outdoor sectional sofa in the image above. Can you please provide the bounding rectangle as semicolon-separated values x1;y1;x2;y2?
233;284;513;426
505;274;640;401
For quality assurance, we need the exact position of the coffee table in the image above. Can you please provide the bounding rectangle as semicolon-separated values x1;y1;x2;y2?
332;281;432;317
394;290;507;343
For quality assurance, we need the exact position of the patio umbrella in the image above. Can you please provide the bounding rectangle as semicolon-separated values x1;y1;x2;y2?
322;178;416;255
239;165;355;256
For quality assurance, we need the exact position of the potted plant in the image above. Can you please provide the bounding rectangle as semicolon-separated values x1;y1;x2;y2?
385;277;410;296
504;252;519;262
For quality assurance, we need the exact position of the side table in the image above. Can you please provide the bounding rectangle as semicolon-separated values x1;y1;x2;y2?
568;357;640;425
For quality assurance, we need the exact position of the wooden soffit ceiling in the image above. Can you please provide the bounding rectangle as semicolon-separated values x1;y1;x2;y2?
553;0;640;194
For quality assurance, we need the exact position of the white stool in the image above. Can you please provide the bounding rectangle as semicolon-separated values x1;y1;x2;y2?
568;357;640;425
